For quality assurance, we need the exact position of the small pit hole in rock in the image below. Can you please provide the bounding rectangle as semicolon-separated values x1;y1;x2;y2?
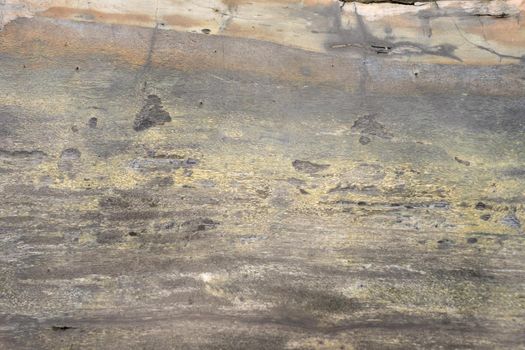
480;214;491;221
88;117;98;128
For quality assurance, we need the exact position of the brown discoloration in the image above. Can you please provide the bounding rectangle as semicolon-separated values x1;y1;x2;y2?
222;0;333;6
466;19;525;46
161;14;208;28
1;18;524;98
2;0;525;64
40;7;153;26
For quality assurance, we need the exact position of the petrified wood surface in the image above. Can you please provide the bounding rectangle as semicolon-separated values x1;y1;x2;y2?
0;1;524;349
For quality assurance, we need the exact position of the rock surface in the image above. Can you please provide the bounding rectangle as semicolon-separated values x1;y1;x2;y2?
1;0;525;63
0;1;524;349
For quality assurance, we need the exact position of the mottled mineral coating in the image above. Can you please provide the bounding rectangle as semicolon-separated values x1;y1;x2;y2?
0;0;524;349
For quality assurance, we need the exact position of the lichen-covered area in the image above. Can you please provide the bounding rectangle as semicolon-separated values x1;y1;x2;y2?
0;5;525;350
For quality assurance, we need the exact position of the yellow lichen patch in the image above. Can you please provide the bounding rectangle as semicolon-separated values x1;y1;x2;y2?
199;272;232;300
78;232;96;245
35;156;144;191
